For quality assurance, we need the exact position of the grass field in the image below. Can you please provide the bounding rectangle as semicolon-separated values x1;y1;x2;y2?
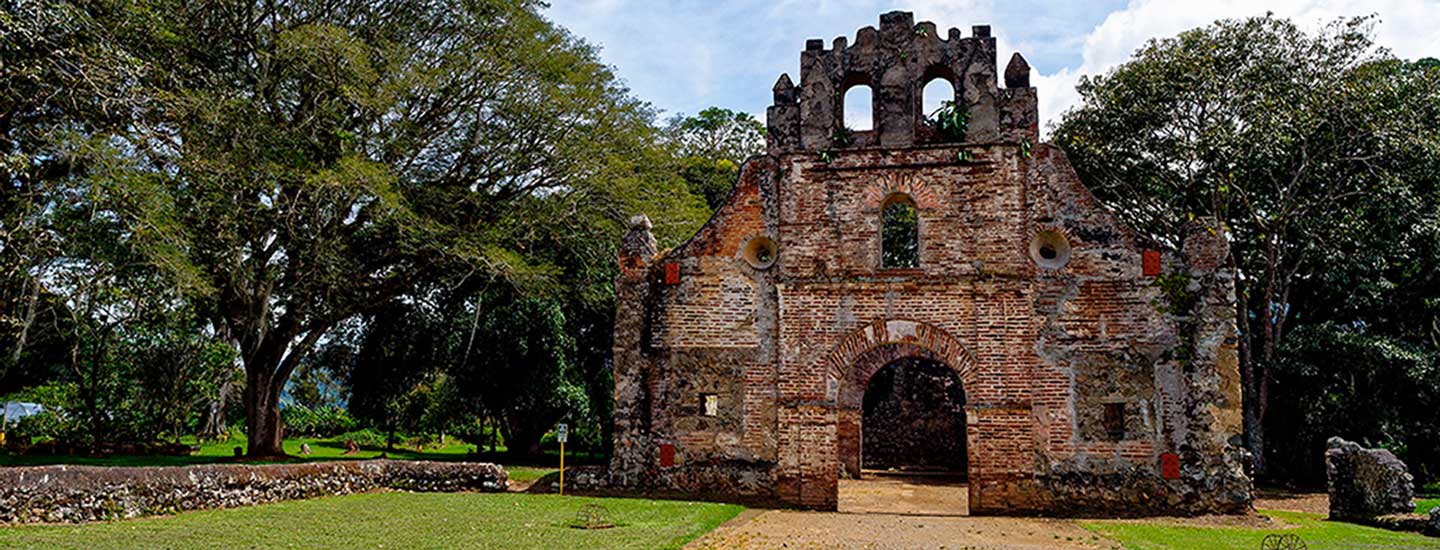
1084;509;1440;550
1417;498;1439;515
0;433;474;466
0;434;563;484
0;492;742;550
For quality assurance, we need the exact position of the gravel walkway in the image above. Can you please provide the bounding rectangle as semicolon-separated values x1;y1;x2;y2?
687;476;1118;550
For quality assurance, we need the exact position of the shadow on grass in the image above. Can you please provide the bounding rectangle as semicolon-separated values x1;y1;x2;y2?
1;439;609;471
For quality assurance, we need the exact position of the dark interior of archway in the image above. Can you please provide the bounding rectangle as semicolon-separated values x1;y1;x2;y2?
861;357;967;475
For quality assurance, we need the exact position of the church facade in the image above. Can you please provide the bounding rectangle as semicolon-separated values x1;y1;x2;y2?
610;12;1251;516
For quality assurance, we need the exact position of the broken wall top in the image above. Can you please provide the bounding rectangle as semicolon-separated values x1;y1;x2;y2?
767;11;1039;154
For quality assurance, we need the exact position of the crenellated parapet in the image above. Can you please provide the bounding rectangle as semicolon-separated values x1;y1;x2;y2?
766;11;1037;155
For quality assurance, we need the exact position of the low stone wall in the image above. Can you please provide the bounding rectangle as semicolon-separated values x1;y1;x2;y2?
0;460;506;524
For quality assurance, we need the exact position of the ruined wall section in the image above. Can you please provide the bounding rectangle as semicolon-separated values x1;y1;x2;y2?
609;156;785;500
767;11;1037;155
777;145;1030;280
1022;144;1250;515
772;144;1044;510
1026;144;1171;459
615;11;1248;517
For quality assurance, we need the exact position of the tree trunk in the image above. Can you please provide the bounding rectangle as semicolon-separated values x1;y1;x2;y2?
199;371;232;440
1232;252;1267;476
243;368;285;457
1242;391;1266;476
3;274;41;376
239;326;324;458
487;416;497;453
502;414;546;458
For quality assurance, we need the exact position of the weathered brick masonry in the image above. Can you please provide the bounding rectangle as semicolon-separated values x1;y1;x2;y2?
611;11;1251;516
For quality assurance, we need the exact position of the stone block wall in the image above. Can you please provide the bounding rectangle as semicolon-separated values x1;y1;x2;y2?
0;460;506;524
1327;437;1416;519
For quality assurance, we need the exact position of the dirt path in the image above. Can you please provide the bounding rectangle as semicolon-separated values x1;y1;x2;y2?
839;474;970;515
1253;488;1329;515
687;476;1117;549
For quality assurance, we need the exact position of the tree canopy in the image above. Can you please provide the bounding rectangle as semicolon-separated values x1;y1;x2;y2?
1;0;708;456
661;107;765;210
1054;15;1440;481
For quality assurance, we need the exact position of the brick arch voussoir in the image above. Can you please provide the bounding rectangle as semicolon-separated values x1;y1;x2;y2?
825;318;977;396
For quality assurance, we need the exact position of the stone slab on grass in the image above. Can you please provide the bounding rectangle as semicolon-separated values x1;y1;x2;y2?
1326;437;1415;520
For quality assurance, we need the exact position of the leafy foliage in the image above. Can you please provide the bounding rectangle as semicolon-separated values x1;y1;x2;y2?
661;107;765;210
927;100;970;142
0;0;710;456
1268;324;1440;485
280;405;357;438
1053;15;1440;481
881;199;920;269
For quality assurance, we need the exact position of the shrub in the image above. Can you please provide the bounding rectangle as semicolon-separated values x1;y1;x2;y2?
927;100;969;142
2;384;85;443
281;405;357;438
8;409;68;445
332;428;389;449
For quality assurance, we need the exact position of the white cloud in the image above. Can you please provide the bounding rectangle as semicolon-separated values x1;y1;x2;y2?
546;1;1439;136
1032;0;1440;135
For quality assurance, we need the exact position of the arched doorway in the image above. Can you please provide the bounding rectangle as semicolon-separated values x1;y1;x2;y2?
861;357;967;475
825;320;977;515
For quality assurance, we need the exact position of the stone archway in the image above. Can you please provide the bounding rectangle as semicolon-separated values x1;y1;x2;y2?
825;319;977;386
825;319;979;512
860;356;967;474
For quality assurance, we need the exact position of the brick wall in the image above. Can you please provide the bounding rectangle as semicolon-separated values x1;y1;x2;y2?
610;12;1250;517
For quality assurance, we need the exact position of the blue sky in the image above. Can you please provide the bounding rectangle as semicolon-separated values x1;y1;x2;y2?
546;0;1439;134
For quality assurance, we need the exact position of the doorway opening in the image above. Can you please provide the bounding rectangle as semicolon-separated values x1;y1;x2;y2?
840;356;969;515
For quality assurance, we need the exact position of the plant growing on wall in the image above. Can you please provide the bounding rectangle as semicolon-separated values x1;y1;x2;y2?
928;100;969;142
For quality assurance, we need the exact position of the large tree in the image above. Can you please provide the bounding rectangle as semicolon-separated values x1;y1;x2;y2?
23;0;702;456
1053;16;1440;475
0;0;143;392
661;107;765;210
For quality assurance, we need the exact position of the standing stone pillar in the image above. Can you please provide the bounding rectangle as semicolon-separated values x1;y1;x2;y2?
610;215;657;487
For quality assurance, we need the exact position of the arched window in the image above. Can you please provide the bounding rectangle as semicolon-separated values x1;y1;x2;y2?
882;194;919;268
922;77;956;119
844;84;873;131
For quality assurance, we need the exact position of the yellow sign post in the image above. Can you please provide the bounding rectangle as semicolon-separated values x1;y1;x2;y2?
557;423;567;496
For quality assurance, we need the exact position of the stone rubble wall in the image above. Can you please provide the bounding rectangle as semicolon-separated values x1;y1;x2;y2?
1326;437;1415;519
860;357;967;473
0;460;506;524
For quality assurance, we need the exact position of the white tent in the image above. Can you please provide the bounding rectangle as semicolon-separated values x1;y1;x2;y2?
2;402;43;426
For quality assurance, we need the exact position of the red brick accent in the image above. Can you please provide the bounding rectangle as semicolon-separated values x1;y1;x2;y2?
1142;250;1161;277
659;444;675;468
1160;452;1180;479
825;319;977;388
664;262;680;285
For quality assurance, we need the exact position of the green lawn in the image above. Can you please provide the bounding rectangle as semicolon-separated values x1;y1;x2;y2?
1;434;563;484
0;433;475;467
1084;509;1440;550
506;465;557;483
0;492;742;550
1418;498;1439;515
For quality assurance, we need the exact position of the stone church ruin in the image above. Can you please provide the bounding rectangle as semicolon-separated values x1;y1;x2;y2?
610;11;1251;516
